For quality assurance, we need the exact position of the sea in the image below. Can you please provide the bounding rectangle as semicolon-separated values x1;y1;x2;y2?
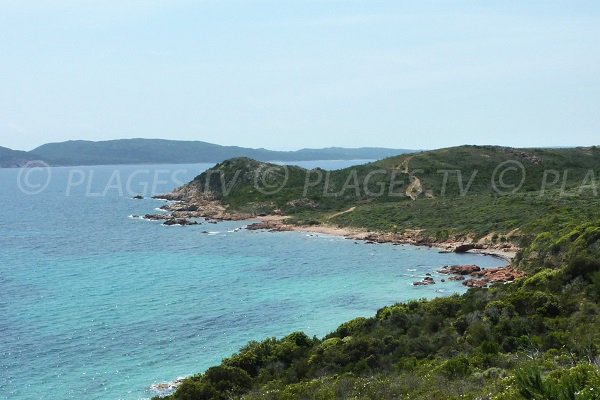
0;160;506;400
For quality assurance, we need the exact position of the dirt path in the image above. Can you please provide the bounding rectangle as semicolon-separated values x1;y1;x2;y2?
326;206;356;220
400;156;423;200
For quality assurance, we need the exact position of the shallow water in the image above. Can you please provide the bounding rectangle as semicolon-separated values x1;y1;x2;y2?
0;161;506;399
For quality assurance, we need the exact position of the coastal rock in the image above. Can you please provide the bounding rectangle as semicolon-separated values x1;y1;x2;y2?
132;195;144;199
413;276;435;286
482;267;523;283
438;264;481;275
163;218;198;226
463;279;488;288
144;214;171;221
454;243;484;253
448;275;466;281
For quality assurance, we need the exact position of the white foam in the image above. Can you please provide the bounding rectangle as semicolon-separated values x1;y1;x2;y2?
148;377;186;394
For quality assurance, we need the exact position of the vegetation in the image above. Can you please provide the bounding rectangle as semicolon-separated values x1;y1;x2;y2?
156;146;600;399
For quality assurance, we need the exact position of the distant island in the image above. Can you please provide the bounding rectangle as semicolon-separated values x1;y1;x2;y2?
0;139;413;168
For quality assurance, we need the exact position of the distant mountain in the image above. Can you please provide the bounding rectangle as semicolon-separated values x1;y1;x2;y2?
0;146;45;168
6;139;412;167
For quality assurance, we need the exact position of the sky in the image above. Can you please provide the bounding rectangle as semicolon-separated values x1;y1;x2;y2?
1;0;599;151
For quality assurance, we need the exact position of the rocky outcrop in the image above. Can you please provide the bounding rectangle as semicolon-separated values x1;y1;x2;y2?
153;189;251;221
144;214;172;221
413;276;435;286
246;221;293;232
438;264;481;275
163;218;198;226
454;243;484;253
463;279;488;288
439;264;523;288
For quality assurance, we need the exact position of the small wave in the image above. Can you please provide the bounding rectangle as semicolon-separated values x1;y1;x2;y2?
128;215;144;220
154;207;169;212
407;268;417;272
149;377;186;395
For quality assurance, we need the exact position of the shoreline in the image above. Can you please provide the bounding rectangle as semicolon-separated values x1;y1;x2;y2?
252;215;518;262
147;193;522;283
148;192;520;264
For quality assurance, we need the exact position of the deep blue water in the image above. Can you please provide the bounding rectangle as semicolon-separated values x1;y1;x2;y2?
0;161;506;400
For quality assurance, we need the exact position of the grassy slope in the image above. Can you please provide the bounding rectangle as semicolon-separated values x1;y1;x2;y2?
158;146;600;400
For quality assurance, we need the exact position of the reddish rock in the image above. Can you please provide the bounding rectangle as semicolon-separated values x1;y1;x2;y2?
463;279;488;288
438;265;481;275
454;243;484;253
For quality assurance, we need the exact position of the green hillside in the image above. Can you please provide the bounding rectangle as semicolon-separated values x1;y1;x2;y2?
177;146;600;246
156;145;600;400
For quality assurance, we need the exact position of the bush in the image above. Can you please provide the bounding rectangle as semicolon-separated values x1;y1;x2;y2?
439;356;471;378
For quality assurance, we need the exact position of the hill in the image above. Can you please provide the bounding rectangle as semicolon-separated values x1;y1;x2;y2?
154;145;600;400
166;145;600;229
26;139;412;166
0;146;44;168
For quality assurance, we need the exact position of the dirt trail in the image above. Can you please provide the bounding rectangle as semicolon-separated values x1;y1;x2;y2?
326;206;356;220
400;156;423;200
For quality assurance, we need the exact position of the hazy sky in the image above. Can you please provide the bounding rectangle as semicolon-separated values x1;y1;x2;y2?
1;1;599;151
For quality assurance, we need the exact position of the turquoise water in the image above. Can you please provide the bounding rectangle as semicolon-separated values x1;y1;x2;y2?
0;161;506;400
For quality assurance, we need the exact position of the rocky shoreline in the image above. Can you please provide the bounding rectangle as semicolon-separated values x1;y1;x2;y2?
146;190;521;286
245;220;521;287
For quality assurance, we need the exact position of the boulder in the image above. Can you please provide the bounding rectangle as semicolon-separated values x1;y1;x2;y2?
463;279;488;288
454;243;484;253
438;264;481;275
413;276;436;286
